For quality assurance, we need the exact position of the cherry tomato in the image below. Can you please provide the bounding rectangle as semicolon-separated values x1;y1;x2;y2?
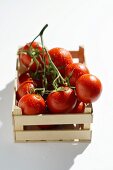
28;62;42;72
16;80;36;101
18;71;32;87
76;74;102;103
19;45;31;67
19;42;43;68
65;63;89;86
28;54;46;72
70;100;85;113
46;86;77;113
48;48;73;76
18;94;46;115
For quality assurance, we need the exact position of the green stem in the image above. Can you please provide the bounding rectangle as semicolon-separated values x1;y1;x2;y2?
29;24;48;49
34;87;45;96
40;35;47;89
34;87;45;91
53;75;60;90
29;24;48;76
39;24;48;36
44;48;66;88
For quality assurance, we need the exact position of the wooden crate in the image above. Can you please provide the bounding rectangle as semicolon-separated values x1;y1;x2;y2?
12;46;93;142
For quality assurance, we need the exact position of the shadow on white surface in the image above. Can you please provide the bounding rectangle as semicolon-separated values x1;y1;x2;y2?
0;81;90;170
0;80;14;142
0;142;90;170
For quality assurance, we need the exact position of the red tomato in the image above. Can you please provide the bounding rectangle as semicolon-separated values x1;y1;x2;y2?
28;51;48;72
28;57;46;72
70;100;85;113
16;80;36;101
19;42;43;68
28;63;36;72
46;86;77;113
76;74;102;103
18;94;46;115
19;47;31;67
48;48;73;76
27;41;38;48
65;63;89;86
18;71;43;88
18;71;32;87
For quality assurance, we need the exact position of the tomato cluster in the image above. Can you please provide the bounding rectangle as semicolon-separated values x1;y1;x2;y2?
16;25;102;129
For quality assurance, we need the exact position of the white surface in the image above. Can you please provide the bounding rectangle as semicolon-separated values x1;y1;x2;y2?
0;0;113;170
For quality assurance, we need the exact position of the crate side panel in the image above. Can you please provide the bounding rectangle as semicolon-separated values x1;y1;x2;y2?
15;130;92;142
14;114;93;130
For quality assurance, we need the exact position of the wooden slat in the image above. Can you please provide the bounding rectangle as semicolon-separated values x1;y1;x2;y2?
13;106;23;130
13;105;22;116
13;120;24;131
85;103;93;113
17;58;27;75
14;114;93;130
70;46;85;63
76;123;91;130
15;130;92;142
83;123;91;129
